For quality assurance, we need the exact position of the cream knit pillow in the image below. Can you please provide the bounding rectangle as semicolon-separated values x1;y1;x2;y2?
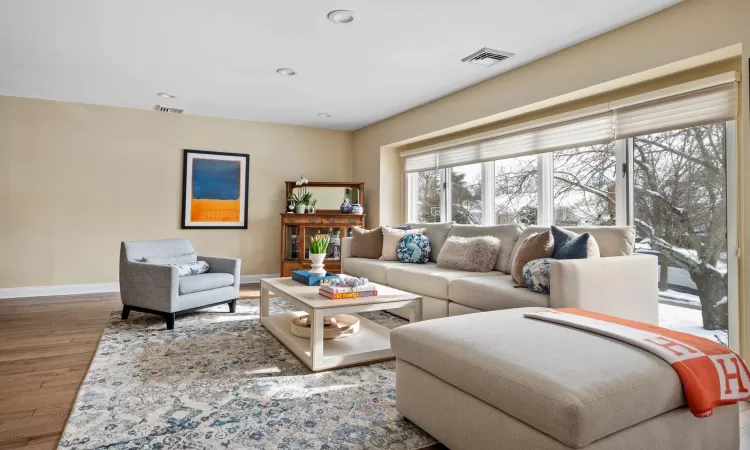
380;226;424;261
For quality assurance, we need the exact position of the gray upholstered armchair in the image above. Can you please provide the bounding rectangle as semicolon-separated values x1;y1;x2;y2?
119;238;241;329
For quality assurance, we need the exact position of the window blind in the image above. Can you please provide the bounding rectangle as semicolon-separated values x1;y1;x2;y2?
437;113;615;169
613;83;737;139
403;150;438;173
402;73;738;172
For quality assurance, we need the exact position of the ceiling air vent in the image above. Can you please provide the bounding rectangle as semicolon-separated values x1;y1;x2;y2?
154;105;183;114
461;47;514;67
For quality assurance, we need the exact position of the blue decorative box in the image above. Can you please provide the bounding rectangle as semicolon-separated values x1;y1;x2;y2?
291;270;340;286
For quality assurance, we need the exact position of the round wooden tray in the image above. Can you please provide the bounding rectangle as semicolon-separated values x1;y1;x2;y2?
290;314;360;340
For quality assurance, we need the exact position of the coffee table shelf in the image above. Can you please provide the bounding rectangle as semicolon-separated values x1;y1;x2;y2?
260;277;422;372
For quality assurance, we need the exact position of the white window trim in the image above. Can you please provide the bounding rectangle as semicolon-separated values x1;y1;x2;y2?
725;120;739;351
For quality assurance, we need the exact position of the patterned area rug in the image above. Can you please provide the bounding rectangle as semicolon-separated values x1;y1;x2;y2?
59;299;436;449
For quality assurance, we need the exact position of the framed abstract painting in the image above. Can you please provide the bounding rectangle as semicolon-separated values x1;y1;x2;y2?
181;149;250;229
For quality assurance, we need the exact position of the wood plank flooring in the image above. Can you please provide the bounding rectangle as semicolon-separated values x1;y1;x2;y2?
0;286;744;449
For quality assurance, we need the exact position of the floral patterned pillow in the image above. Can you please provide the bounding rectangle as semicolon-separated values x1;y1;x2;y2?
522;258;553;294
165;260;210;277
396;233;432;264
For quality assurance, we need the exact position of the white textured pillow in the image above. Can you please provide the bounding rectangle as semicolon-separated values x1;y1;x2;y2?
380;226;425;261
437;236;502;272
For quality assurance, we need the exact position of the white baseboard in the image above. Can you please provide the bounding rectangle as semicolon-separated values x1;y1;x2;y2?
240;273;280;284
0;273;281;299
0;282;120;299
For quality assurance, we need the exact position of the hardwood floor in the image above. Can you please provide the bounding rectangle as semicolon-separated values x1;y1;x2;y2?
0;286;745;449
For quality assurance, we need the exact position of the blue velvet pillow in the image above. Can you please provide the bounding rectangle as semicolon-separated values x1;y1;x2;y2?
396;233;431;263
551;226;595;260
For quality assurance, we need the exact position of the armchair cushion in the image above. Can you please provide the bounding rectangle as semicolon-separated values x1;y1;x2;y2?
179;273;235;295
143;252;198;264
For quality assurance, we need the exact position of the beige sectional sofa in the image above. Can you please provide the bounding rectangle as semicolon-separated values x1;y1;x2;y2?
341;223;659;324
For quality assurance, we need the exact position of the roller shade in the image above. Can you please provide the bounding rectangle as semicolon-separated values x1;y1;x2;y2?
613;83;738;139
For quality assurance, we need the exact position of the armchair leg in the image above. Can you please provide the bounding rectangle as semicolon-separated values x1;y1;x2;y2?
165;313;175;330
122;306;131;320
229;299;237;313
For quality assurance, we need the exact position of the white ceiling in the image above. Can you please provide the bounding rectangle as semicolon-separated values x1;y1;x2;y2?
0;0;680;131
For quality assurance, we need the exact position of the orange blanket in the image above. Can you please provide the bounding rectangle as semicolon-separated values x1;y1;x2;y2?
524;308;750;418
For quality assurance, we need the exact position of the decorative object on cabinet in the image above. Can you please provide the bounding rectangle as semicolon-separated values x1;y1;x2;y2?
309;235;330;276
351;203;364;214
280;182;365;277
340;198;353;213
181;149;249;229
286;199;295;213
284;181;363;213
289;175;312;213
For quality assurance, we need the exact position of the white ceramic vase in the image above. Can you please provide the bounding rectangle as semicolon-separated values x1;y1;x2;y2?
309;253;326;276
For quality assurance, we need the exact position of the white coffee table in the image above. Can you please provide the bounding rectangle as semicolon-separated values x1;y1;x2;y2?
260;277;422;372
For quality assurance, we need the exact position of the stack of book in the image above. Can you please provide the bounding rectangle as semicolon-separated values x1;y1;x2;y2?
319;284;378;299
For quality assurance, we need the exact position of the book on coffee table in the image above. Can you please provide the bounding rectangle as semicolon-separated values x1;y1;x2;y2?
318;284;378;299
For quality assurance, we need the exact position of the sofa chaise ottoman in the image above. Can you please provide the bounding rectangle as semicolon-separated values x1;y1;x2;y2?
391;308;738;450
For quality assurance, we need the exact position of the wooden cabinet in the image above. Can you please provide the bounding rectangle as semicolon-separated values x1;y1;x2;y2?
279;213;365;277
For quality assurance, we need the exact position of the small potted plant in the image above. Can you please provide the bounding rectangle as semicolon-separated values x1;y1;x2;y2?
308;235;330;276
289;176;312;213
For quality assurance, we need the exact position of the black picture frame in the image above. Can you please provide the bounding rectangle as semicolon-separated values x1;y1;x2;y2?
181;149;250;229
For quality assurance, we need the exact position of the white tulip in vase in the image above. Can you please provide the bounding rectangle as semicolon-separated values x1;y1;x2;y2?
308;235;330;276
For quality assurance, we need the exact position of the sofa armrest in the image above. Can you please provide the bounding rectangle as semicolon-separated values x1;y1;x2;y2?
549;255;658;324
119;261;179;311
199;256;241;291
341;237;353;269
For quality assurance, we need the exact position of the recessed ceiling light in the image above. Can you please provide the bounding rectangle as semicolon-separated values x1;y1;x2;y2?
318;113;332;118
157;92;175;98
276;68;297;76
327;10;357;24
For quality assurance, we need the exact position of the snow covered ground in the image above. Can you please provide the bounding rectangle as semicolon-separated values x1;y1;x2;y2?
659;303;728;346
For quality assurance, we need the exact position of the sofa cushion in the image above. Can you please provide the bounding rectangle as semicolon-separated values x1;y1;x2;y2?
407;222;453;263
391;308;685;448
449;275;549;310
351;227;383;259
342;257;404;284
512;226;634;260
178;273;234;295
386;263;496;299
448;224;524;273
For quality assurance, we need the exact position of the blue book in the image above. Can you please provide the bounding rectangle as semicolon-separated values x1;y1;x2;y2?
291;270;340;286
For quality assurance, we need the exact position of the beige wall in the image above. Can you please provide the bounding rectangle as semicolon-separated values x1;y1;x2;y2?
0;96;352;288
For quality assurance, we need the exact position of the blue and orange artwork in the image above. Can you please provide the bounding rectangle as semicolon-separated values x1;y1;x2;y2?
191;158;241;222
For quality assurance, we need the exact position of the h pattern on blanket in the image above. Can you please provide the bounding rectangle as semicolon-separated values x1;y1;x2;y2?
524;308;750;418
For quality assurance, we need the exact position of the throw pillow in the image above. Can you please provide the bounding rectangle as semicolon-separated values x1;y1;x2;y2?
436;235;501;272
551;226;601;259
389;225;412;230
522;258;553;294
166;260;210;277
396;233;431;263
510;231;555;285
380;226;424;261
351;227;383;259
